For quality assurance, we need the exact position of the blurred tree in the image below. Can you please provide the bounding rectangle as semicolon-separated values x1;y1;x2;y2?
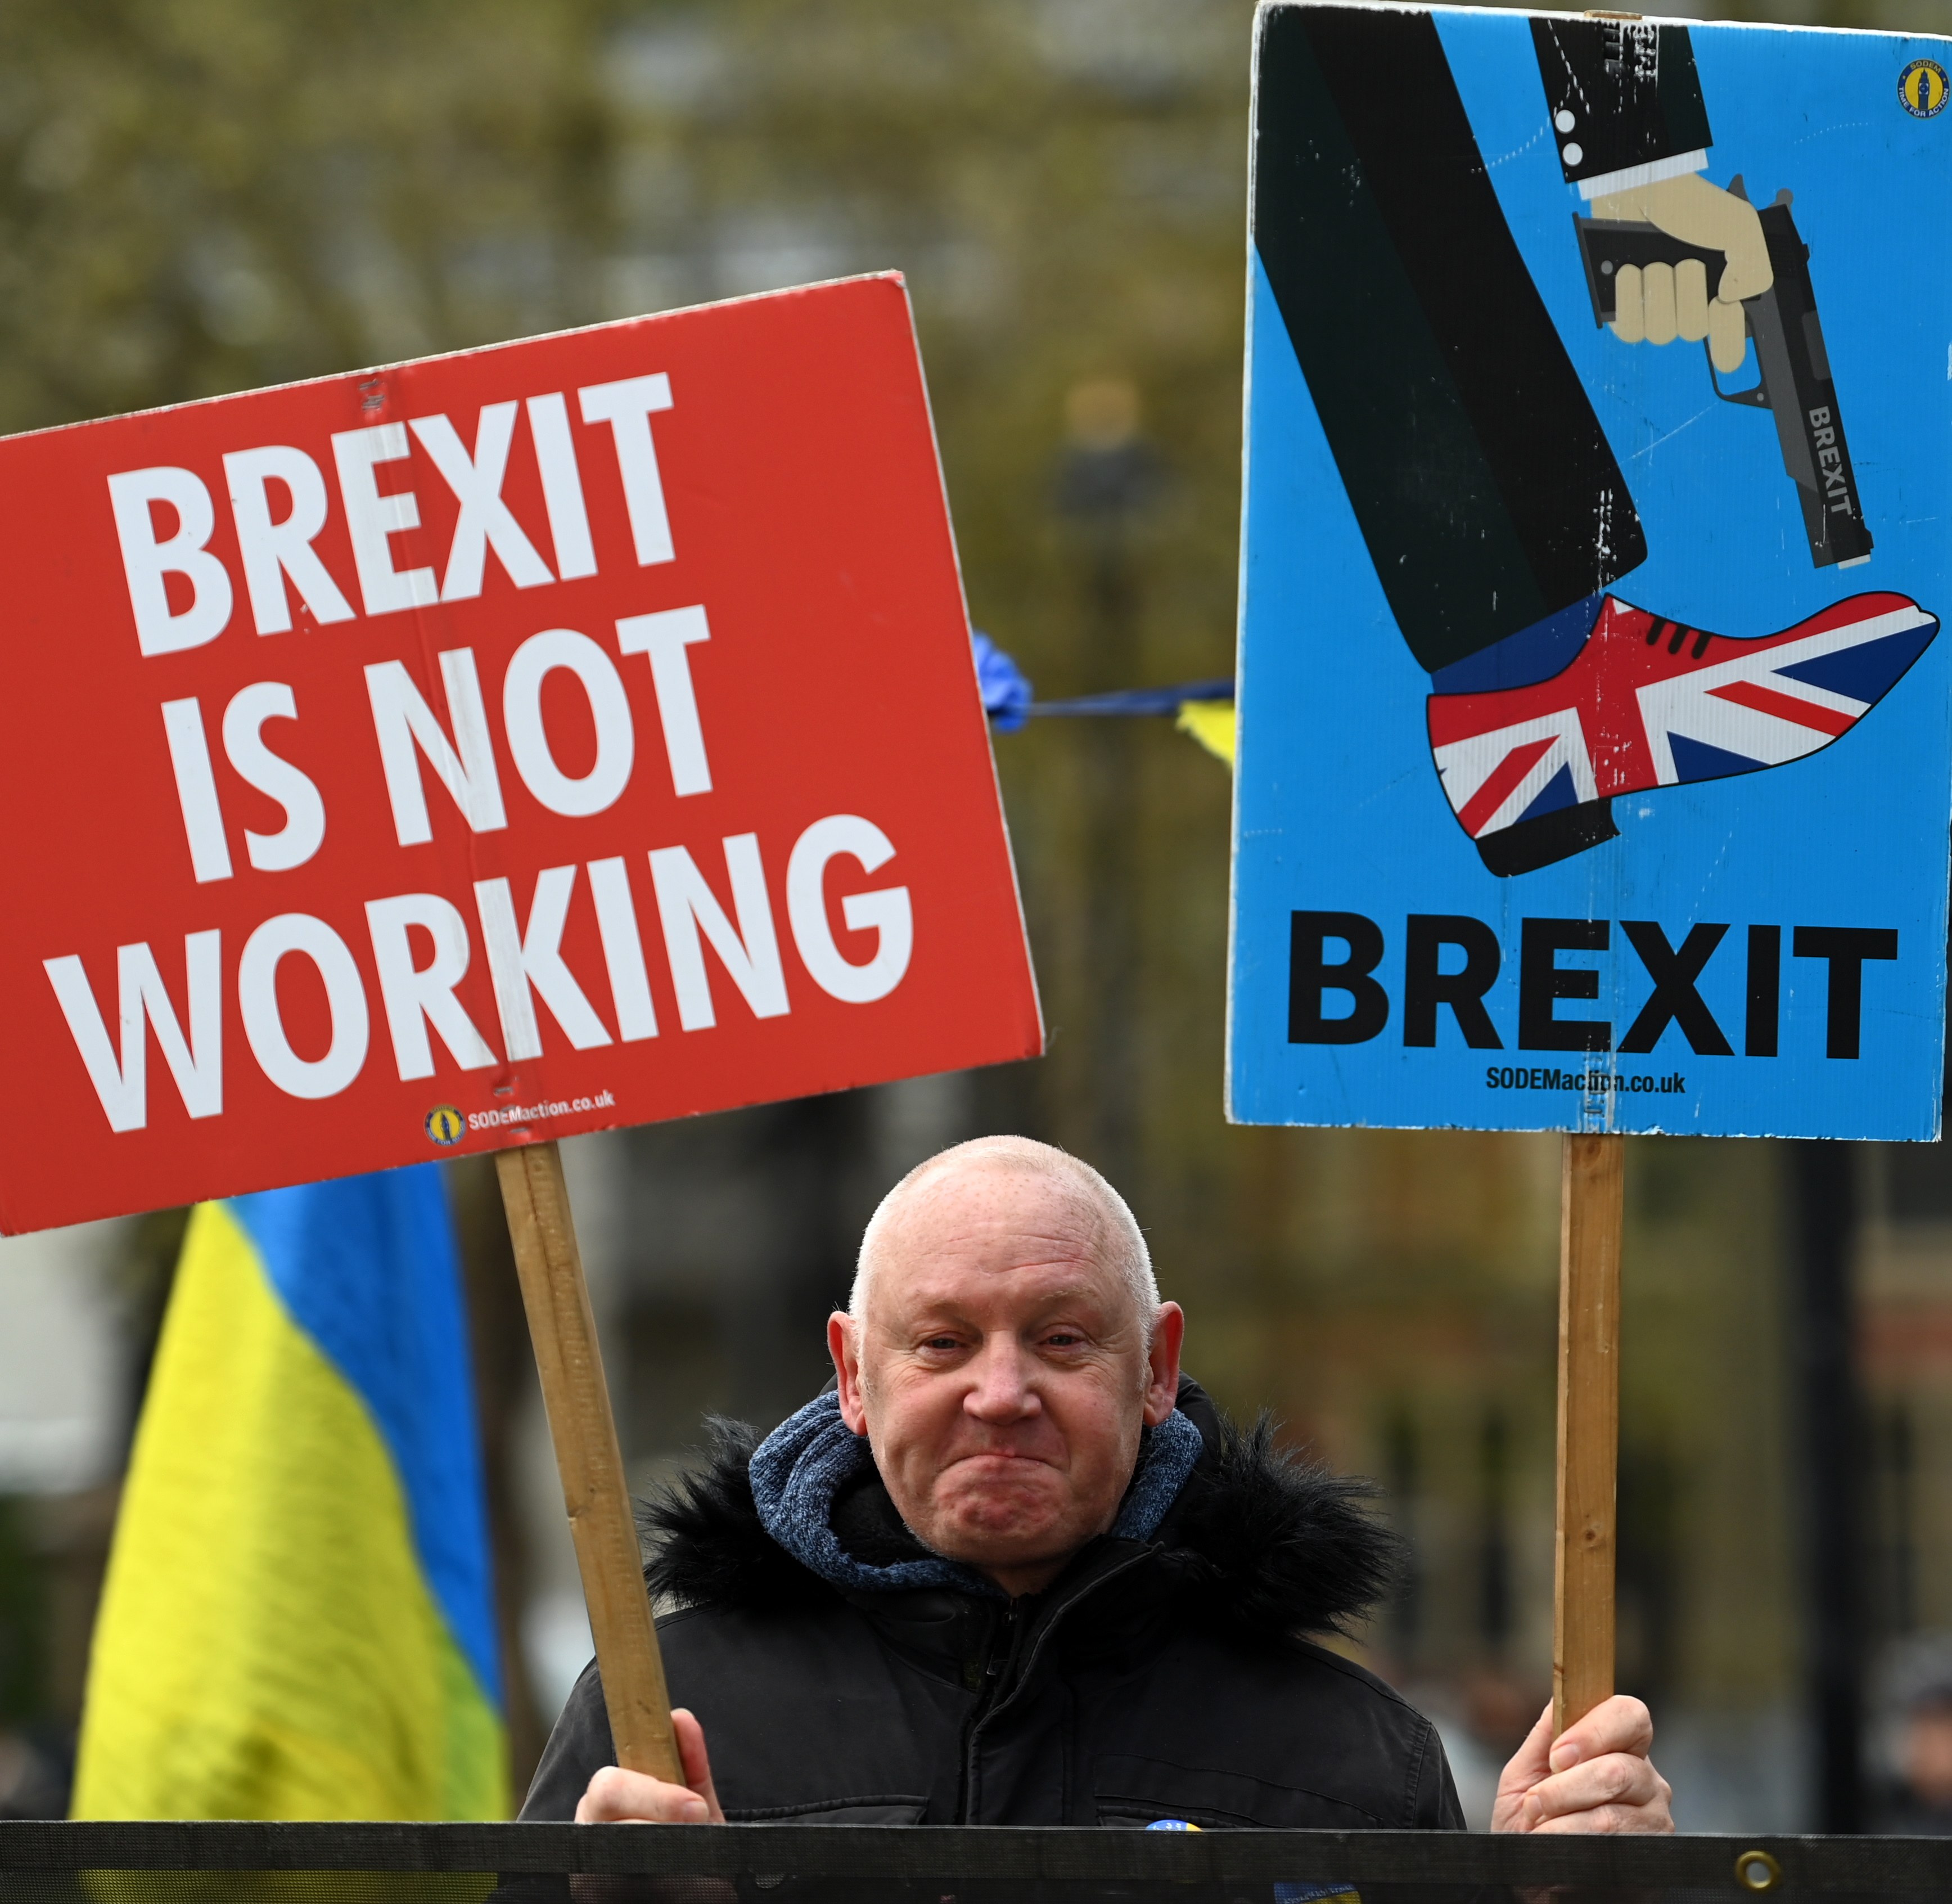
0;0;616;426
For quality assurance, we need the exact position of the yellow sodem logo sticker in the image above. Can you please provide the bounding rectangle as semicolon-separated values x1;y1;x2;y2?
425;1104;466;1146
1899;58;1948;118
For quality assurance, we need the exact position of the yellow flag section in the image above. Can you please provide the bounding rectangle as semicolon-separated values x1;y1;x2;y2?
1175;699;1236;767
74;1169;504;1819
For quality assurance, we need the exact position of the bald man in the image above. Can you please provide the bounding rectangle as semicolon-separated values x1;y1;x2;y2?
521;1137;1671;1834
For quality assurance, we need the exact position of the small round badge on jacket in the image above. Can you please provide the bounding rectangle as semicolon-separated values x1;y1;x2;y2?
1146;1819;1201;1831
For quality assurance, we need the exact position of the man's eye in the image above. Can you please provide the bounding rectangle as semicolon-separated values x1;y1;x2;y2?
1044;1332;1083;1348
920;1335;962;1351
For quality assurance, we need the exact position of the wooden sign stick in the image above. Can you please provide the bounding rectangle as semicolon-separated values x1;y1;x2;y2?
497;1140;683;1783
1553;1131;1625;1738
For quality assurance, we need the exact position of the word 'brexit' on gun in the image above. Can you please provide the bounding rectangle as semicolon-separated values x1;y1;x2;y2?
1574;182;1871;572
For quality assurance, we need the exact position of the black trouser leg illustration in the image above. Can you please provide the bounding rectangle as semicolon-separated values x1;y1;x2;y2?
1252;6;1935;879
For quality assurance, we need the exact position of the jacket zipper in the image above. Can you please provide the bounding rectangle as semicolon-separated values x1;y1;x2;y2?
955;1548;1155;1824
954;1600;1018;1821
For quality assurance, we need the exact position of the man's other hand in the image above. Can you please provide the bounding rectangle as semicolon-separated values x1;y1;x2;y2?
575;1709;726;1824
1490;1696;1674;1835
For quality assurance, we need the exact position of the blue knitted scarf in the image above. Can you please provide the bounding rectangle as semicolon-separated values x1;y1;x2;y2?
748;1390;1205;1597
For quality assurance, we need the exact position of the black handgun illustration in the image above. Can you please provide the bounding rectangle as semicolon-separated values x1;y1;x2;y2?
1574;184;1871;571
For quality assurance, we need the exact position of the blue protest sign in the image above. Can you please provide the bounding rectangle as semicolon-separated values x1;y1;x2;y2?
1228;5;1952;1142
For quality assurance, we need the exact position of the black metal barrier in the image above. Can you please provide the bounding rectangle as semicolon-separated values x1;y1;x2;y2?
3;1824;1951;1903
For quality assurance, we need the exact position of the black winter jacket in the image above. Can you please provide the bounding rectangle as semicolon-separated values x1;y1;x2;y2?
520;1379;1464;1830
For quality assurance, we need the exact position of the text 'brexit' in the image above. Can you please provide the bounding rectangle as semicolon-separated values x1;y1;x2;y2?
1288;910;1900;1060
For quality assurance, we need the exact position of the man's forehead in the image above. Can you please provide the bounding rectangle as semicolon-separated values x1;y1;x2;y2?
871;1252;1125;1323
866;1163;1121;1310
882;1158;1103;1249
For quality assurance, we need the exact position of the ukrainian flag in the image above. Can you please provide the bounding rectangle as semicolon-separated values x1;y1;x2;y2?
72;1166;506;1819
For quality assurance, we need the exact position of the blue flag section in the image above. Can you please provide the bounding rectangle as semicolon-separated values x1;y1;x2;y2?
1228;5;1952;1141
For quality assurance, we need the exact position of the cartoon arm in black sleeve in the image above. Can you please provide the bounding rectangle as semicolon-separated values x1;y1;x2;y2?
1531;17;1771;372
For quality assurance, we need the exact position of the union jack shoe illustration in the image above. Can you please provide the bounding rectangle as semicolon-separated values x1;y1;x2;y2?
1428;592;1940;876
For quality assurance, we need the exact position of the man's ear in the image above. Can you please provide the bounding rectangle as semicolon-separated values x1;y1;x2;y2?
828;1311;869;1434
1142;1302;1185;1426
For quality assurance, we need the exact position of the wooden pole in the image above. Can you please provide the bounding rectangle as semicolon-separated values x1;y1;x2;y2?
497;1139;683;1783
1553;1131;1625;1738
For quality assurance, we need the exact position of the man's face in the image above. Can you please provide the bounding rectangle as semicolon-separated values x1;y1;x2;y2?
828;1162;1183;1596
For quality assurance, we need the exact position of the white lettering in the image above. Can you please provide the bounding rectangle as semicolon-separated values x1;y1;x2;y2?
616;605;713;796
579;372;675;566
786;815;913;1003
474;867;614;1061
364;650;508;846
364;892;498;1079
587;856;658;1041
238;913;369;1099
222;445;356;634
108;467;233;655
331;422;439;616
410;404;555;601
222;682;326;873
160;698;233;883
648;834;790;1031
44;931;223;1132
502;628;634;817
527;392;598;580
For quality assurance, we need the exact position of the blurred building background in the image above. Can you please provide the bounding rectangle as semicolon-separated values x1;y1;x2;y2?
0;0;1947;1834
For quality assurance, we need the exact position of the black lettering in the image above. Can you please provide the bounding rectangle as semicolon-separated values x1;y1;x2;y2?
1403;914;1503;1048
1288;910;1389;1044
1745;925;1780;1057
1617;921;1732;1055
1518;917;1610;1052
1792;925;1899;1059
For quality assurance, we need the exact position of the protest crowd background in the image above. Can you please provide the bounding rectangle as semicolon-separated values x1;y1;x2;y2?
0;0;1948;1838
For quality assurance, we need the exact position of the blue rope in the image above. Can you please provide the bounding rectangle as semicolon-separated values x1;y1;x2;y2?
972;629;1230;724
1026;679;1233;717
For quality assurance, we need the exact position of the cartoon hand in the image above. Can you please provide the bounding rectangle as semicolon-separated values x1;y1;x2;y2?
1588;173;1773;375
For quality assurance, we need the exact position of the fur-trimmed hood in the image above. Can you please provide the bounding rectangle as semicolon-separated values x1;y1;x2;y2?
639;1376;1402;1646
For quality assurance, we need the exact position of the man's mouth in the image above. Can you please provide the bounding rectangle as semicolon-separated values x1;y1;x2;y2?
944;1449;1058;1476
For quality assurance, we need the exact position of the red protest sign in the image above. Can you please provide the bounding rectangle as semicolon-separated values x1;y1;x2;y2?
0;274;1040;1234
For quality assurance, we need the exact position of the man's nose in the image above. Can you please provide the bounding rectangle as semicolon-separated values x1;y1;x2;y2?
962;1335;1040;1422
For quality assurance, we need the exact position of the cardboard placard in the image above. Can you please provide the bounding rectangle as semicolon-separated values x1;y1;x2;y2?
0;274;1041;1232
1229;7;1952;1140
